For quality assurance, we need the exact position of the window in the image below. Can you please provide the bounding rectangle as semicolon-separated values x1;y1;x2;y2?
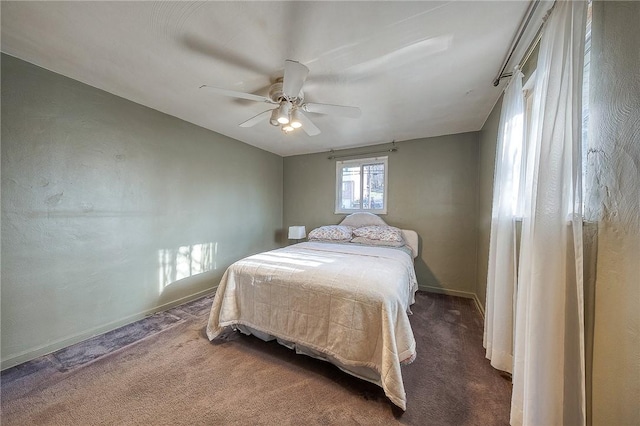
520;0;591;218
335;156;388;214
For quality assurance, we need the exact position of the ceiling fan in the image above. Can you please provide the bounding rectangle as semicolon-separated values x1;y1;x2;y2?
200;60;361;136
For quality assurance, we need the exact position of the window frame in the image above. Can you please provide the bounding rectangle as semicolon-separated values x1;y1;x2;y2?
516;69;537;220
335;156;388;215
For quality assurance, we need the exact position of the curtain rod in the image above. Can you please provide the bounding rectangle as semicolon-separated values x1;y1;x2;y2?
493;0;551;87
497;28;543;82
327;141;397;160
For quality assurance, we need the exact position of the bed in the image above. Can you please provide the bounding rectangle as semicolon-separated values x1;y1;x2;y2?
206;213;419;410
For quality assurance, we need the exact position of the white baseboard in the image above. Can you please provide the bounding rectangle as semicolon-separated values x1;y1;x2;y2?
418;285;485;318
473;293;486;318
418;285;476;299
1;287;217;371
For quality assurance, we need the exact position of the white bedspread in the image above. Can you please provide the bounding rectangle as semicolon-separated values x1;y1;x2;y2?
206;241;419;410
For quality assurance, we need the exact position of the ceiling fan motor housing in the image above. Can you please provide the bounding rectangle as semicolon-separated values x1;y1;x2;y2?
269;80;303;104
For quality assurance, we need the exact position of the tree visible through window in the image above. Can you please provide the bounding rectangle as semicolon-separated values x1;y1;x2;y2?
335;156;388;214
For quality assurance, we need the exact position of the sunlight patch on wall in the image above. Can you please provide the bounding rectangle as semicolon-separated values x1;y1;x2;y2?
158;242;217;292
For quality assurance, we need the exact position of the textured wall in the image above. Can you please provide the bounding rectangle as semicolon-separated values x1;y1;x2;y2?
587;2;640;424
475;95;503;312
284;133;480;296
1;55;283;369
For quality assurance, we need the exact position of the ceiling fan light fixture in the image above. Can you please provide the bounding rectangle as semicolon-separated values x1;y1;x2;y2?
277;102;291;124
290;108;302;129
269;109;279;126
281;124;295;133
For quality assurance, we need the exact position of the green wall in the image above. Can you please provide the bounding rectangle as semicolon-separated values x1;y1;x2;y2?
284;133;480;297
0;54;283;369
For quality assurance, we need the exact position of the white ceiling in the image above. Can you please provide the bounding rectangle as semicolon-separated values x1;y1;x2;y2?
1;1;529;156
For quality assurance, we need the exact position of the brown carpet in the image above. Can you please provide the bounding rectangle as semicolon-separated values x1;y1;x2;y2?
1;292;511;425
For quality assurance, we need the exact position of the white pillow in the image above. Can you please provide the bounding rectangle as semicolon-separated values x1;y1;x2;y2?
339;212;387;228
353;225;404;242
308;225;354;242
350;236;405;247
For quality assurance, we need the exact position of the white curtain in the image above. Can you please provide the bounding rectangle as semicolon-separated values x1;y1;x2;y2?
511;0;587;425
484;69;525;374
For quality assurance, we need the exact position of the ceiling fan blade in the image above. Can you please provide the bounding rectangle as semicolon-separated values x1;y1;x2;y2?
297;111;321;136
282;60;309;99
239;109;275;128
302;102;361;118
200;85;275;104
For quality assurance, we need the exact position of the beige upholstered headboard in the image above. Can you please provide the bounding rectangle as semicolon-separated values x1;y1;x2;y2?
339;212;387;228
338;213;419;259
401;230;419;259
